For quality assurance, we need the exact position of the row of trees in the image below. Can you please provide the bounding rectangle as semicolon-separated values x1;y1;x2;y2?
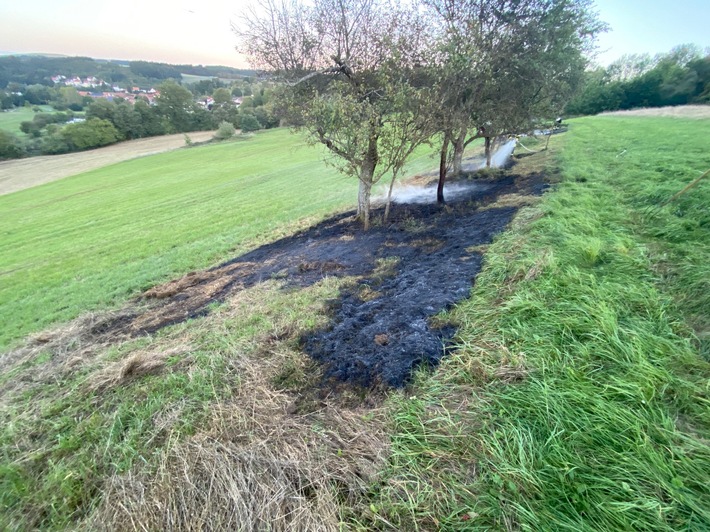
0;117;122;157
80;81;280;138
566;45;710;115
236;0;603;228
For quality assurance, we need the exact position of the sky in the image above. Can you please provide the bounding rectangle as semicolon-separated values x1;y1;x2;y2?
0;1;709;68
592;0;710;65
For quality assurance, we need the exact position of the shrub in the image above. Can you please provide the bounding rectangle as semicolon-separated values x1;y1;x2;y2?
0;130;26;160
239;113;262;133
62;118;121;151
214;121;236;140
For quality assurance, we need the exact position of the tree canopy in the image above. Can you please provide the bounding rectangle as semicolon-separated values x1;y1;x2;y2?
236;0;604;221
566;44;710;115
237;0;432;228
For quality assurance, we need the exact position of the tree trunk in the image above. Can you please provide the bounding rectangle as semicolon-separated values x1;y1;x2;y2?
358;176;372;230
437;136;449;204
545;130;552;150
452;127;466;175
358;131;378;229
485;136;492;168
385;172;397;222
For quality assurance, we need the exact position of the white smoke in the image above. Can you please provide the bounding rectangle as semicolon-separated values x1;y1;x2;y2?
388;181;493;205
381;139;517;205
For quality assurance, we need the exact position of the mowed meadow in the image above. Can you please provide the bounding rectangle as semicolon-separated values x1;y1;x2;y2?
0;129;435;348
0;115;709;530
0;106;55;135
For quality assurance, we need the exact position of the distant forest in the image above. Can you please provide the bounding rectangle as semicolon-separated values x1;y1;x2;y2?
0;55;257;88
566;44;710;115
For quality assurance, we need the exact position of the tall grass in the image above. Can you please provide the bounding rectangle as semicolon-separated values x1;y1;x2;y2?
0;278;354;530
367;116;710;530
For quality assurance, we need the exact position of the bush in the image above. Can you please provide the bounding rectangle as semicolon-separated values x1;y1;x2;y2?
0;130;26;160
61;118;121;151
239;113;262;133
213;121;236;140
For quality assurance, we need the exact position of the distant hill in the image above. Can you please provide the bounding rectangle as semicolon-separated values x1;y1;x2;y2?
0;54;257;88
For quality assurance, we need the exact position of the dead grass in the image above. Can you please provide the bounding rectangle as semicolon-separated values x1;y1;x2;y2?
0;309;140;404
599;104;710;119
478;192;541;211
0;131;215;196
465;244;489;254
87;346;191;393
80;280;390;532
86;400;388;532
1;272;393;530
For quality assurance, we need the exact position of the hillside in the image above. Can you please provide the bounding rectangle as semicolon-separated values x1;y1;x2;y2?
1;116;709;530
0;55;256;88
0;128;438;349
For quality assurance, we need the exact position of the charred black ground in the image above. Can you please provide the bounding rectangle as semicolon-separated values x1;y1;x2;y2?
95;171;547;388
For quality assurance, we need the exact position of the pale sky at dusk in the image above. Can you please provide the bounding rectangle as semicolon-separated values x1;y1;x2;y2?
0;1;709;68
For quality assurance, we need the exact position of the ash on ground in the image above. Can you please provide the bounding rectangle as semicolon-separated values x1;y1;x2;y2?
95;172;548;388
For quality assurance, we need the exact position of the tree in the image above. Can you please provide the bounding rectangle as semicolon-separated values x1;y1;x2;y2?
239;113;262;132
211;87;240;126
424;0;603;199
566;45;710;115
61;118;120;151
0;130;25;160
57;87;84;110
86;99;116;122
155;80;197;133
213;88;232;105
112;101;143;139
236;0;430;229
134;99;166;137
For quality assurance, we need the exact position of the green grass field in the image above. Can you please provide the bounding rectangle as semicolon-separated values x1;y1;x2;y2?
367;116;710;530
0;115;708;530
0;128;438;349
181;73;241;85
0;105;54;135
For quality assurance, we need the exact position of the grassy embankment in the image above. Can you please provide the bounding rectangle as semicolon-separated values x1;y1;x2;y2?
0;127;442;530
1;116;707;530
367;116;710;530
0;128;439;349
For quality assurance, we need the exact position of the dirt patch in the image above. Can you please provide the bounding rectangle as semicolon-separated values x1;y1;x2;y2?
599;105;710;119
0;131;215;196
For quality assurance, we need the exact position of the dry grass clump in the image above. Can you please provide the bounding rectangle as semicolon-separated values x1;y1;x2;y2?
0;309;134;371
90;402;387;532
87;345;191;392
478;192;540;211
0;309;138;404
87;373;388;532
78;278;390;531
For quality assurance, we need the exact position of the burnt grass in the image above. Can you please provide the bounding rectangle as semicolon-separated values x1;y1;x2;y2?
101;171;548;388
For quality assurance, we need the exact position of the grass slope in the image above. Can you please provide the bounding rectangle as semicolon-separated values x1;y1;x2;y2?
0;128;444;529
369;116;710;530
0;129;435;349
0;106;54;135
1;116;707;531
